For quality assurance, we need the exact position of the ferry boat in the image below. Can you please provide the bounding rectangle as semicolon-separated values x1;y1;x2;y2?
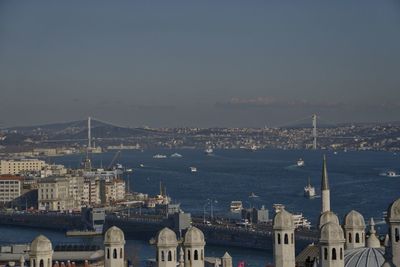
297;158;305;167
386;171;399;177
190;166;197;173
304;177;316;198
153;154;167;159
292;213;312;229
230;201;243;213
170;153;183;158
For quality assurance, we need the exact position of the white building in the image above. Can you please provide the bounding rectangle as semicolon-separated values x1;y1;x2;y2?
0;175;23;204
37;177;74;212
0;159;46;175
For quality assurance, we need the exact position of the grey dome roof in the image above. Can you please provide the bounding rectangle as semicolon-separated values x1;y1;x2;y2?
157;227;178;246
273;209;294;230
30;235;52;254
184;226;205;246
344;210;365;230
344;247;385;267
320;222;345;242
319;211;339;228
387;198;400;222
104;226;125;245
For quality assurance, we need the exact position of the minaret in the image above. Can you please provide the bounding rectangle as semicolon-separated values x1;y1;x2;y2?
29;235;53;267
319;222;345;267
156;227;178;267
273;208;295;267
343;210;365;249
221;252;233;267
387;198;400;267
366;218;380;248
183;226;205;267
104;226;125;267
321;155;330;213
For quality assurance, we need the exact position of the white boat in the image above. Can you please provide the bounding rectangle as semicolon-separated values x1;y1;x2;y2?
205;148;214;155
139;163;145;167
250;145;259;152
297;158;305;167
249;192;259;198
230;201;243;213
153;154;167;159
170;153;183;158
386;171;399;177
190;166;197;173
292;213;312;229
304;177;316;198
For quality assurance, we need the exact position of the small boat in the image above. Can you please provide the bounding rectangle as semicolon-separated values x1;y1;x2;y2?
297;158;305;167
230;201;243;213
249;192;259;198
304;177;316;198
190;166;197;173
386;171;399;177
139;163;145;167
170;153;183;158
153;154;167;159
205;148;214;155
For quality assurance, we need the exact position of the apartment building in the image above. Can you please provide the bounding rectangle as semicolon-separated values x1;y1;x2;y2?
37;177;74;211
0;175;23;204
0;159;46;175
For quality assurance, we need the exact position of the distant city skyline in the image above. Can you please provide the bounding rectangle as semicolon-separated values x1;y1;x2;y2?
1;1;400;127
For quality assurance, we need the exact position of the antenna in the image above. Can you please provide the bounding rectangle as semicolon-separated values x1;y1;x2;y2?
312;114;317;150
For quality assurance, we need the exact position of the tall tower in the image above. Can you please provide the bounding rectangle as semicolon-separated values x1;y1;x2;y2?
104;226;125;267
88;116;92;149
343;210;365;249
183;226;205;267
321;155;330;213
312;114;317;150
319;222;345;267
156;227;178;267
29;235;53;267
221;252;233;267
387;198;400;267
273;208;295;267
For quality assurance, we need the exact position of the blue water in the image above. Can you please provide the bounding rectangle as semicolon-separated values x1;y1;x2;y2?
2;149;399;266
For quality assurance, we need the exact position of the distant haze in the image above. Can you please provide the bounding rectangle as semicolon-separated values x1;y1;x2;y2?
1;1;400;128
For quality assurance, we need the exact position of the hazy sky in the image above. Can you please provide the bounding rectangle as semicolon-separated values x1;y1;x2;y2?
1;1;400;127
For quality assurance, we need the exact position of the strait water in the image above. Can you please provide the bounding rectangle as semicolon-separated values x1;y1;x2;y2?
1;149;399;266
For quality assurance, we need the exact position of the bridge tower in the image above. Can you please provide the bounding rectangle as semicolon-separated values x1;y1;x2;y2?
312;114;317;150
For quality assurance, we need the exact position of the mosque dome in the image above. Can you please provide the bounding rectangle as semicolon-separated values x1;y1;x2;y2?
344;210;366;230
157;227;178;246
104;226;125;245
30;235;52;254
184;226;205;246
344;247;385;267
320;222;345;242
319;211;340;228
387;198;400;222
273;209;294;230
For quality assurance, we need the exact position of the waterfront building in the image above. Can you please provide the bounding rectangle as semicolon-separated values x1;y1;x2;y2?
0;174;22;204
104;178;126;203
0;159;46;175
38;177;74;211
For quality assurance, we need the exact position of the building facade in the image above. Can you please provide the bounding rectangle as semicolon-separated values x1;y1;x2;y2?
0;175;23;204
0;159;46;175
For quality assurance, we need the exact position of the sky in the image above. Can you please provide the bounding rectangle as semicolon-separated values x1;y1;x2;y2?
0;0;400;128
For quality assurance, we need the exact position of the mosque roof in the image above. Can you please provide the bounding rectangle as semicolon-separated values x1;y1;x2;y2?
184;226;205;246
30;235;52;254
319;211;339;228
344;247;385;267
387;198;400;221
320;222;345;243
344;210;365;229
156;227;178;246
104;226;125;245
273;209;294;230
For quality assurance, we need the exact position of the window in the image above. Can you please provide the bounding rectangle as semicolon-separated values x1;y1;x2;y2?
395;228;400;242
277;233;281;244
332;248;337;260
39;259;44;267
355;233;360;243
340;248;343;260
194;250;199;260
291;233;294;244
324;248;328;260
113;249;117;259
107;248;110;259
187;250;191;260
284;234;289;244
349;233;352;243
120;248;123;258
168;251;172;261
161;251;165;261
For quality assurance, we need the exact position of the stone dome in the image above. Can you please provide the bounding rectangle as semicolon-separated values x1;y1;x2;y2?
387;198;400;222
320;222;345;243
344;247;385;267
273;209;294;230
30;235;52;254
157;227;178;246
104;226;125;245
319;211;340;228
344;210;366;230
184;226;205;246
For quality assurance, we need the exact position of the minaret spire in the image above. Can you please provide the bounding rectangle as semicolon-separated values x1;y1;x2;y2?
321;155;330;213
